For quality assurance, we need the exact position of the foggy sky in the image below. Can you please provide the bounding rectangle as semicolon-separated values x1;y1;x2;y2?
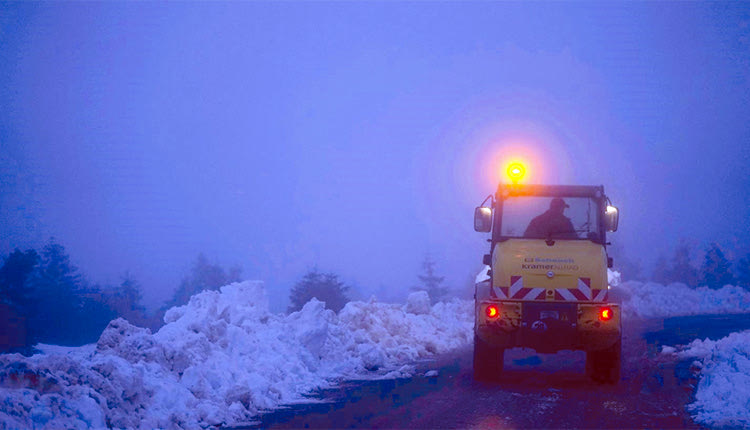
2;2;749;311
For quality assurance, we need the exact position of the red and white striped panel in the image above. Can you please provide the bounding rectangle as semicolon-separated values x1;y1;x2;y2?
488;277;607;302
554;278;608;302
491;276;545;301
489;283;507;299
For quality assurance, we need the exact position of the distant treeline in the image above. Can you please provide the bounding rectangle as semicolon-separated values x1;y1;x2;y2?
612;240;750;289
8;237;742;353
0;238;241;354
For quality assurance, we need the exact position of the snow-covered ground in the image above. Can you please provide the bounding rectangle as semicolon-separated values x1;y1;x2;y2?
662;331;750;427
614;280;750;318
2;271;750;428
0;282;472;429
615;272;750;426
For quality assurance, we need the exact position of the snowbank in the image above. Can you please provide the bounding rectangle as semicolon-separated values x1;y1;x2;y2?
6;269;748;428
615;280;750;318
482;268;750;319
477;268;750;320
0;282;472;429
667;331;750;427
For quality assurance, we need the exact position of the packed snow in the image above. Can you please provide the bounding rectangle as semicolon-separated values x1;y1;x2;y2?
3;271;750;428
613;272;750;425
663;330;750;427
477;267;750;319
614;280;750;318
625;268;750;427
0;282;472;429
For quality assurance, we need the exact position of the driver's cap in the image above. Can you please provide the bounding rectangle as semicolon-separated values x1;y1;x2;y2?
550;198;569;209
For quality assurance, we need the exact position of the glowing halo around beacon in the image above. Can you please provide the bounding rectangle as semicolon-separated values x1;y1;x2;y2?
505;162;526;183
485;148;545;186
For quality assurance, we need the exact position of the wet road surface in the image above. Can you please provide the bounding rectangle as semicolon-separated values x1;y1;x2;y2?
242;314;750;429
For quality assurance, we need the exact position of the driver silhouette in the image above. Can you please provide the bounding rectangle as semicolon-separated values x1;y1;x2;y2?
523;198;578;239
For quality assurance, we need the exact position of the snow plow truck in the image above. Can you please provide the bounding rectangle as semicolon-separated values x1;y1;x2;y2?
473;161;621;384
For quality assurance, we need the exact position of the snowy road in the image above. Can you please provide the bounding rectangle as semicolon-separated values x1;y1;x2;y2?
244;314;750;429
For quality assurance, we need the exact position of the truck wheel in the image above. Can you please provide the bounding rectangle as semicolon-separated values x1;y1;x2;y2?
473;334;504;381
586;339;621;384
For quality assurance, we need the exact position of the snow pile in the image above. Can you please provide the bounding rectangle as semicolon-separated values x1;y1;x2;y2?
476;268;750;320
607;268;621;287
0;281;472;429
340;294;473;367
668;331;750;427
614;280;750;318
405;290;431;315
476;265;490;284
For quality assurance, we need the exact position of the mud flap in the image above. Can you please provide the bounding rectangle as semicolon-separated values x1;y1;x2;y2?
586;339;621;384
473;334;505;381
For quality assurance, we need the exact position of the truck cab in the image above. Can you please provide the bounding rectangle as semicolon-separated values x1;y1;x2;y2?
473;174;621;384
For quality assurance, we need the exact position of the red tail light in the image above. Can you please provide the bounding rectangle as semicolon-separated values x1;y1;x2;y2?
486;305;499;319
599;307;613;321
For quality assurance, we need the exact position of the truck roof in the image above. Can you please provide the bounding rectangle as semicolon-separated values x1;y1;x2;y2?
497;184;606;199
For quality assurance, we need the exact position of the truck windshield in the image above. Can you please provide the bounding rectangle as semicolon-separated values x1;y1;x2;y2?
500;196;601;241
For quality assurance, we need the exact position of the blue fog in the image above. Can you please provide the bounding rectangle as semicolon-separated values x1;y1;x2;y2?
1;2;749;311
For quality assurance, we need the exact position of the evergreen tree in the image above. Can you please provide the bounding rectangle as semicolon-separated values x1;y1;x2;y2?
288;269;349;313
0;249;39;310
700;243;734;289
119;272;145;314
736;254;750;290
26;239;86;345
165;254;242;309
651;254;671;285
667;241;699;287
412;256;449;304
75;285;117;345
106;272;147;325
0;249;39;351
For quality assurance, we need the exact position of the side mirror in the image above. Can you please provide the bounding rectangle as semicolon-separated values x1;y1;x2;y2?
605;205;619;232
474;207;492;232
